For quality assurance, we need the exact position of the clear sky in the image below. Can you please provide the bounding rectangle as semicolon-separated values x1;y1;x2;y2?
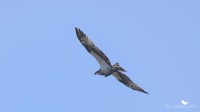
0;0;199;112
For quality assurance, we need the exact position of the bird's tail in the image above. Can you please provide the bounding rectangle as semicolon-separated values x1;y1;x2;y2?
112;63;126;72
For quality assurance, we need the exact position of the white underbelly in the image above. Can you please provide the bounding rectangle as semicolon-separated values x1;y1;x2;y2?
100;65;112;74
90;51;112;72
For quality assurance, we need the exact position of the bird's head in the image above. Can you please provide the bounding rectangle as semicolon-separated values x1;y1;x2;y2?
94;70;100;75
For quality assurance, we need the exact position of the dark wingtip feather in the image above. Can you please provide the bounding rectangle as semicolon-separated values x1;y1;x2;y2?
75;27;78;35
75;27;80;35
75;27;84;39
75;27;78;32
142;90;149;95
133;86;149;95
135;87;149;94
75;27;79;30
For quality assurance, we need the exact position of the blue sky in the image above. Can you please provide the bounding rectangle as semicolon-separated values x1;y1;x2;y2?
0;0;200;112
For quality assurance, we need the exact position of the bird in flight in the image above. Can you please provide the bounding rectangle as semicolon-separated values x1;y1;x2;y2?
75;27;148;94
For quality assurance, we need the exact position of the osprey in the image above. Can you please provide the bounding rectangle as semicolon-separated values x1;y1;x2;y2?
75;27;148;94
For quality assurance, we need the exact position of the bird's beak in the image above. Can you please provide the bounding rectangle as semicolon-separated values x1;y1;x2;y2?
94;71;98;75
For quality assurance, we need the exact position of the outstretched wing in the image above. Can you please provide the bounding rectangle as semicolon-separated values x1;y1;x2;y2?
112;71;148;94
75;27;112;69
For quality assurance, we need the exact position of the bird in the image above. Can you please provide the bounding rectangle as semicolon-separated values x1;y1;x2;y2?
75;27;148;94
181;100;189;105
